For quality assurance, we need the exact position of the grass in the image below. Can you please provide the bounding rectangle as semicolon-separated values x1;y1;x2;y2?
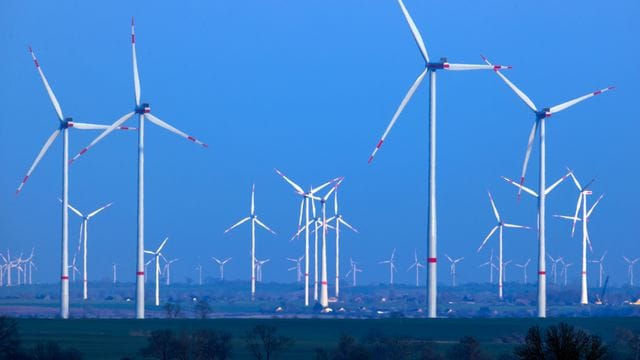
13;317;640;359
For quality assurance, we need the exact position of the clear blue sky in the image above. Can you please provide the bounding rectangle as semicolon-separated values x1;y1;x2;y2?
0;0;638;287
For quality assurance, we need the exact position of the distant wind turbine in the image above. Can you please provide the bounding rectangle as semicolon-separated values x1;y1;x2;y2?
212;257;232;281
287;255;304;282
345;258;362;287
379;249;397;285
623;256;640;286
479;249;498;284
445;254;464;287
589;251;607;288
515;258;531;283
408;251;425;287
144;237;168;306
547;255;563;285
162;258;179;286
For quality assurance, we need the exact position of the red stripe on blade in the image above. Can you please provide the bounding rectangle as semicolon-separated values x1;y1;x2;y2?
187;136;196;142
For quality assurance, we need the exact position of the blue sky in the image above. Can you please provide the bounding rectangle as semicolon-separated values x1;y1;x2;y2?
0;0;638;287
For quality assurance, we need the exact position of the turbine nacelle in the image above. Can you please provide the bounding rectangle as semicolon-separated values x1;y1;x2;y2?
426;58;448;70
60;118;73;129
537;108;552;118
135;103;151;114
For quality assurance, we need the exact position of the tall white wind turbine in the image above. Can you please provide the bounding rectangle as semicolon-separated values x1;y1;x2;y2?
589;251;607;288
16;48;133;318
445;254;463;287
64;200;113;300
70;19;207;319
408;251;425;287
477;191;530;299
483;55;613;317
275;169;338;306
479;249;498;284
367;0;511;318
554;171;604;304
144;237;168;306
328;189;357;299
379;249;397;285
515;258;531;283
287;255;304;282
319;180;342;308
623;256;640;286
212;257;232;281
224;183;275;298
345;258;362;287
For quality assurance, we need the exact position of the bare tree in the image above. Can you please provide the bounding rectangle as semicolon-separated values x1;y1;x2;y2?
244;325;293;360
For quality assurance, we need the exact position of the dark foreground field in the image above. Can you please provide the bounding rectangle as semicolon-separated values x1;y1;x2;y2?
13;317;640;359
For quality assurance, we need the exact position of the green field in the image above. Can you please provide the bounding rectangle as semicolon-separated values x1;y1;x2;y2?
13;317;640;359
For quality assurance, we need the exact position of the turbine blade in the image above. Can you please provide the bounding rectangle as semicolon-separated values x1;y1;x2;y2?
569;171;582;190
518;120;539;199
396;0;430;63
368;68;428;164
310;177;341;195
481;55;537;112
70;112;135;163
145;113;208;147
157;237;169;252
571;193;583;237
339;218;358;233
549;86;614;114
334;190;339;214
16;129;61;194
274;169;305;195
58;199;84;218
553;215;581;222
478;226;499;252
586;194;604;219
503;223;531;229
255;218;276;235
251;183;255;216
29;47;64;120
224;217;250;234
545;171;572;195
131;18;141;106
87;202;113;218
444;63;511;71
501;176;538;197
487;191;500;222
70;122;136;131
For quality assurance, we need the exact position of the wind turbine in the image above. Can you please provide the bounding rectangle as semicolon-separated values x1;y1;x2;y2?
445;254;463;287
224;183;275;298
559;259;573;287
408;251;425;287
623;256;640;286
477;191;530;299
162;258;179;286
319;179;342;308
502;260;512;282
255;258;270;282
345;258;362;287
112;263;118;285
70;19;207;319
479;249;498;284
275;169;338;306
144;237;168;306
379;249;397;285
16;48;133;318
144;259;153;283
547;255;563;285
63;200;113;300
483;55;613;318
287;255;304;282
212;257;231;281
554;171;604;304
367;0;511;319
515;258;531;283
195;264;203;285
327;188;357;299
589;251;607;288
25;247;36;285
69;255;80;283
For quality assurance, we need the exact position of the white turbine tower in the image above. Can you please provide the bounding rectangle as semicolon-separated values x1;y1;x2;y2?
547;255;563;285
345;258;362;287
70;19;207;319
589;251;607;288
408;251;425;287
224;183;275;298
502;260;512;282
275;169;338;306
554;171;604;304
328;189;358;299
212;257;232;281
379;249;397;285
144;237;168;306
367;0;511;319
479;249;498;284
26;248;36;285
195;264;203;285
16;48;133;318
515;258;531;283
112;263;118;285
319;179;342;308
483;55;613;318
445;254;464;287
255;258;270;282
623;256;640;286
64;200;113;300
162;258;179;286
559;259;573;287
477;191;530;299
287;256;304;282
